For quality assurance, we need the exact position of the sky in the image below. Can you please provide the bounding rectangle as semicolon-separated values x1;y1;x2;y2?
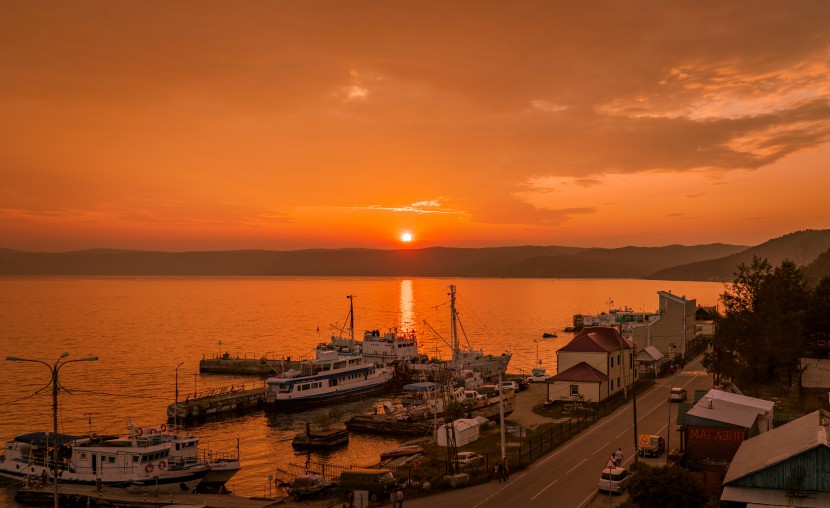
2;1;830;252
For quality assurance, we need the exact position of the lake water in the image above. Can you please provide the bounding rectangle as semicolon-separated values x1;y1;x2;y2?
0;276;724;504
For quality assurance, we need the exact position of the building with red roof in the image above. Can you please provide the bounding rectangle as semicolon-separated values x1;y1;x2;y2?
549;326;636;403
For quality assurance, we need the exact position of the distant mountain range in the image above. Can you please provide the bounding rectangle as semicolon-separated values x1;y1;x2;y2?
2;229;829;282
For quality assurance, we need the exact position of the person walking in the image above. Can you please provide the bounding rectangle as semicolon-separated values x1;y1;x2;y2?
614;447;624;466
606;453;616;469
396;487;404;507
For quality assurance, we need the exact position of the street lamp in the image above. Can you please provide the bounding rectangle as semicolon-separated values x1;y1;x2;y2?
667;391;672;466
174;361;185;432
6;353;98;508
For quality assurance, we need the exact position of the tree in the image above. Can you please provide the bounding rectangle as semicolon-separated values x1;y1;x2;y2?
706;257;811;386
805;276;830;357
624;464;709;508
753;260;808;385
707;256;771;384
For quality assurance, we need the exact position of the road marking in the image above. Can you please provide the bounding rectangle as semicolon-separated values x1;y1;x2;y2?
470;472;525;508
566;458;587;475
577;490;597;508
594;443;608;456
615;427;629;439
529;478;559;501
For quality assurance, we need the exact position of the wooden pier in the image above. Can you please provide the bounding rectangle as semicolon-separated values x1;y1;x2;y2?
14;483;282;507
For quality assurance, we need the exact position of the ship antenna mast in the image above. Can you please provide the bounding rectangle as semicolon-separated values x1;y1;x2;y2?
449;285;458;371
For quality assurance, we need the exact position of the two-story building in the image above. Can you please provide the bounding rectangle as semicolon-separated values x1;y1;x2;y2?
632;291;698;361
548;326;635;403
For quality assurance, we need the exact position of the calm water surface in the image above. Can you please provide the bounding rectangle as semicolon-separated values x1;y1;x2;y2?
0;277;724;504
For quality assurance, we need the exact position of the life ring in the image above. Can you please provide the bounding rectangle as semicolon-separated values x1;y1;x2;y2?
135;427;143;437
150;428;159;435
145;463;154;474
160;423;168;432
158;460;167;470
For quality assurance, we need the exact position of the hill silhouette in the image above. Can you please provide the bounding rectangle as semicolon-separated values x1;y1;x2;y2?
0;243;745;277
647;229;830;281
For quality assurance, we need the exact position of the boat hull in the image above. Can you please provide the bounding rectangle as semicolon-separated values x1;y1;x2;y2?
268;380;392;411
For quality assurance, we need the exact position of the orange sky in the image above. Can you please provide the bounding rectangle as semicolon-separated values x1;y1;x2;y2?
2;1;829;251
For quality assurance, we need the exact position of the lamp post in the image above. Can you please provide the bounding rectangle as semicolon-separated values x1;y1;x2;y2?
6;353;98;508
174;361;185;432
667;391;672;466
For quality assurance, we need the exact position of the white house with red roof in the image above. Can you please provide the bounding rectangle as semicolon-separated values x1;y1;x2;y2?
549;326;636;403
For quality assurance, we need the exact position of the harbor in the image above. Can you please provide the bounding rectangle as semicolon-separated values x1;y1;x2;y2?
0;277;724;507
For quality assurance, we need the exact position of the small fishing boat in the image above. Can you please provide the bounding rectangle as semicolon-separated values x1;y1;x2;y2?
291;423;349;450
379;445;423;460
542;332;558;338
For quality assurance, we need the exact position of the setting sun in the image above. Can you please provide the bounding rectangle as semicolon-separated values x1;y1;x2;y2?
401;232;413;243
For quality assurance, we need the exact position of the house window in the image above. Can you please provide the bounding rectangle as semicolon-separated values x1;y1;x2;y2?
569;385;579;396
610;357;614;368
617;377;621;387
611;380;614;390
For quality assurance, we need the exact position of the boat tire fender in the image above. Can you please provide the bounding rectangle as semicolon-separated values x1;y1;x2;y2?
160;423;167;432
145;463;154;474
158;460;167;470
136;427;143;437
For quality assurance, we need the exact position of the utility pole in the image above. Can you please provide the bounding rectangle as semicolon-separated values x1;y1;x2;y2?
174;361;185;432
7;353;98;508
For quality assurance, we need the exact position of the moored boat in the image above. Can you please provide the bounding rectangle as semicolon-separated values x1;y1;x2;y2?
0;431;210;490
265;349;394;411
291;423;349;450
136;422;241;491
379;445;423;460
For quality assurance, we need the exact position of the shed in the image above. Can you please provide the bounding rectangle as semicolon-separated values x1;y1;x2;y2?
435;418;480;447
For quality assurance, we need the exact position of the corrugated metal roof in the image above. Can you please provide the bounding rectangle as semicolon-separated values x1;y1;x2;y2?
687;389;774;428
635;345;663;362
722;485;830;506
723;410;830;485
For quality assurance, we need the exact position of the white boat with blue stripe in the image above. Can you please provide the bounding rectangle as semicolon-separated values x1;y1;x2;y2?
265;350;394;410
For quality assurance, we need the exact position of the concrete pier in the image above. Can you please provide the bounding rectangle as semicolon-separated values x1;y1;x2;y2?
168;386;268;421
14;483;281;507
200;354;307;375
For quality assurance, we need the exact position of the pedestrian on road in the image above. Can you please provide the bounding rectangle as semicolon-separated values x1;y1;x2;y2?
606;454;616;469
614;447;624;466
396;488;404;507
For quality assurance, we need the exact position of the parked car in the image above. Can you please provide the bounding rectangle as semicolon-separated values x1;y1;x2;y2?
669;387;687;402
500;380;519;392
527;372;550;383
456;451;484;469
598;466;630;494
637;434;665;457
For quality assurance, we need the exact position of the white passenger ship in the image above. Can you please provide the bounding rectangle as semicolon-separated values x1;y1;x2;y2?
265;349;395;410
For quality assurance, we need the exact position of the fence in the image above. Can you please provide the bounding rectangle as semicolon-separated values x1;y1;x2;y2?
285;410;599;495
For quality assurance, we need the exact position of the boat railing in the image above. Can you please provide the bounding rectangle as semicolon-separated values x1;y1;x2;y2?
184;383;248;401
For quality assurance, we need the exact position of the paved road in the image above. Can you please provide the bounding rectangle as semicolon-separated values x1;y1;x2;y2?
403;358;713;508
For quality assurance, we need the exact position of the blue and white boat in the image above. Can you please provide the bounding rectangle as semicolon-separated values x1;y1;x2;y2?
0;430;210;490
265;349;394;410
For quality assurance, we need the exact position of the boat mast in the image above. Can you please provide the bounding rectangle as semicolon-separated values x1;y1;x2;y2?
345;295;355;341
449;285;458;371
